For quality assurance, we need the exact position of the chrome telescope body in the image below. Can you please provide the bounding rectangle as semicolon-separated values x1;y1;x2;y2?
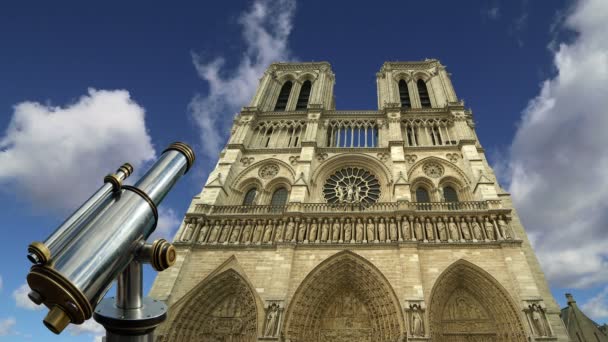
26;142;195;337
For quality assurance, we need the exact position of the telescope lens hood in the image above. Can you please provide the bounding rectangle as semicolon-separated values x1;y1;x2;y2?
162;142;195;173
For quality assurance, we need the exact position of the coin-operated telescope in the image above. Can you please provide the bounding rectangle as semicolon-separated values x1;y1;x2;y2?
25;142;195;341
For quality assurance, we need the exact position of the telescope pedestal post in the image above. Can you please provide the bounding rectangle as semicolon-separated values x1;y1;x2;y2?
94;261;167;342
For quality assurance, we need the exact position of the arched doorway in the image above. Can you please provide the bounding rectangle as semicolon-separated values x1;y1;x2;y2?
161;269;259;342
283;251;404;342
428;260;527;342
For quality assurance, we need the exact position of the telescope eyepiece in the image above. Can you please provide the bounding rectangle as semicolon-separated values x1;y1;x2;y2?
44;306;71;335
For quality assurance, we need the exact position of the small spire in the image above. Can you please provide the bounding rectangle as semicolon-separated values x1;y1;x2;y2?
566;293;576;305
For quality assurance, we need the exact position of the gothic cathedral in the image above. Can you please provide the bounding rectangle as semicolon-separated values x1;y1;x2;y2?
151;60;570;341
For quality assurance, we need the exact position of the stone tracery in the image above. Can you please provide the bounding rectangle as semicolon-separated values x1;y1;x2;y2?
323;167;381;204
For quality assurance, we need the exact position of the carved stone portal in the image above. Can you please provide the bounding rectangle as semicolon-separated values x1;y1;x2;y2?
283;252;403;342
160;270;258;342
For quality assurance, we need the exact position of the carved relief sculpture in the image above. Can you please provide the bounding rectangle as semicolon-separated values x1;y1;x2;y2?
448;217;459;241
356;218;364;242
208;220;221;243
410;304;425;337
484;217;495;240
253;219;263;243
321;219;329;242
229;221;241;243
378;218;387;241
471;218;483;241
197;219;210;243
297;219;306;242
437;218;447;241
460;217;471;240
264;303;280;337
309;219;319;242
526;303;551;337
424;218;434;241
274;220;284;242
263;220;273;243
389;218;398;241
366;218;375;242
181;218;195;242
343;218;353;242
498;216;511;239
285;217;295;242
242;220;253;243
219;220;230;243
402;217;411;240
414;218;423;241
332;219;341;242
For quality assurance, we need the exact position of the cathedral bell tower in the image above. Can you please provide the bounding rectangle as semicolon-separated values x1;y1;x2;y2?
151;60;570;342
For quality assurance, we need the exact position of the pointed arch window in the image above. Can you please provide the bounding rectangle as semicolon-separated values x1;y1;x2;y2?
443;186;459;202
417;79;431;108
295;80;312;110
398;79;411;108
274;81;293;111
242;188;257;205
415;187;430;202
270;187;289;206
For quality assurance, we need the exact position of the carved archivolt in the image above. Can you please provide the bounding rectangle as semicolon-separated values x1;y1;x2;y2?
160;270;259;342
428;260;527;342
283;251;404;342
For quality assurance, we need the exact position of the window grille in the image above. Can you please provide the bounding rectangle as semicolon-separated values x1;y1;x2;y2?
274;81;293;111
417;79;431;108
326;119;379;148
399;79;411;108
270;188;289;206
242;188;257;205
295;80;311;110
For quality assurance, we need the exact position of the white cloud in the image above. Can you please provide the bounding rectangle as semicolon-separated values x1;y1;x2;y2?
67;318;105;336
0;88;156;213
149;206;181;240
506;0;608;288
581;287;608;320
0;317;16;336
0;275;3;292
13;283;43;311
190;0;296;160
482;5;500;20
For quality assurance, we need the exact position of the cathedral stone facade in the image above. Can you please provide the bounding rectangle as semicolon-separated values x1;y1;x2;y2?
151;60;571;341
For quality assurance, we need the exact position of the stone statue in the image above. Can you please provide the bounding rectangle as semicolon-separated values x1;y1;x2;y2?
336;186;344;202
219;221;231;243
263;220;273;243
448;217;459;241
285;218;295;241
355;218;364;242
471;219;483;240
242;221;252;243
252;220;263;243
378;218;387;241
309;219;318;242
424;218;434;241
366;218;375;242
181;219;195;241
320;219;329;242
389;218;398;241
460;217;471;240
484;217;495;240
414;219;423;241
343;219;353;241
332;219;341;241
197;220;210;243
264;304;279;337
274;220;284;242
402;217;411;240
530;304;548;337
297;221;306;242
229;222;241;243
411;305;424;337
498;217;511;239
208;221;221;243
346;185;354;202
437;218;447;241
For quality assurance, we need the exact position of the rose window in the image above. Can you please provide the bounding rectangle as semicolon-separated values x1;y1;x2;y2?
323;167;381;204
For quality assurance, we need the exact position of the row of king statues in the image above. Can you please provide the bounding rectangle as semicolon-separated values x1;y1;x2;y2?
178;215;514;245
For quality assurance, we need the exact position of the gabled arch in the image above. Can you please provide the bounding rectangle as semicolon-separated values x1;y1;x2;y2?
407;156;471;187
232;158;296;191
296;72;318;83
428;259;527;341
160;257;263;342
283;250;405;342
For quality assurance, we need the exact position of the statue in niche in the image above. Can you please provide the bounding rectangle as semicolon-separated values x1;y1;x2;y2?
437;218;447;241
264;303;279;337
332;219;341;241
414;218;423;241
197;220;210;243
241;220;253;243
274;220;284;242
424;218;434;241
355;218;364;242
336;186;345;202
411;304;424;337
263;220;273;243
460;217;471;240
498;216;511;239
471;219;483;240
229;222;241;243
181;219;195;241
285;218;295;241
309;219;318;242
389;218;398;241
252;220;263;243
208;220;221;243
343;218;353;241
448;217;459;241
366;218;375;242
320;218;329;242
346;185;355;202
402;217;411;240
297;220;307;242
530;304;549;336
219;221;231;243
378;218;387;241
484;217;495;240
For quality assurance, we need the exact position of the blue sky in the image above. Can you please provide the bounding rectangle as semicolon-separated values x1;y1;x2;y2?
1;0;607;340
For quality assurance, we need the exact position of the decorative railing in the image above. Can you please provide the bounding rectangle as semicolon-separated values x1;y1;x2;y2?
193;201;502;216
